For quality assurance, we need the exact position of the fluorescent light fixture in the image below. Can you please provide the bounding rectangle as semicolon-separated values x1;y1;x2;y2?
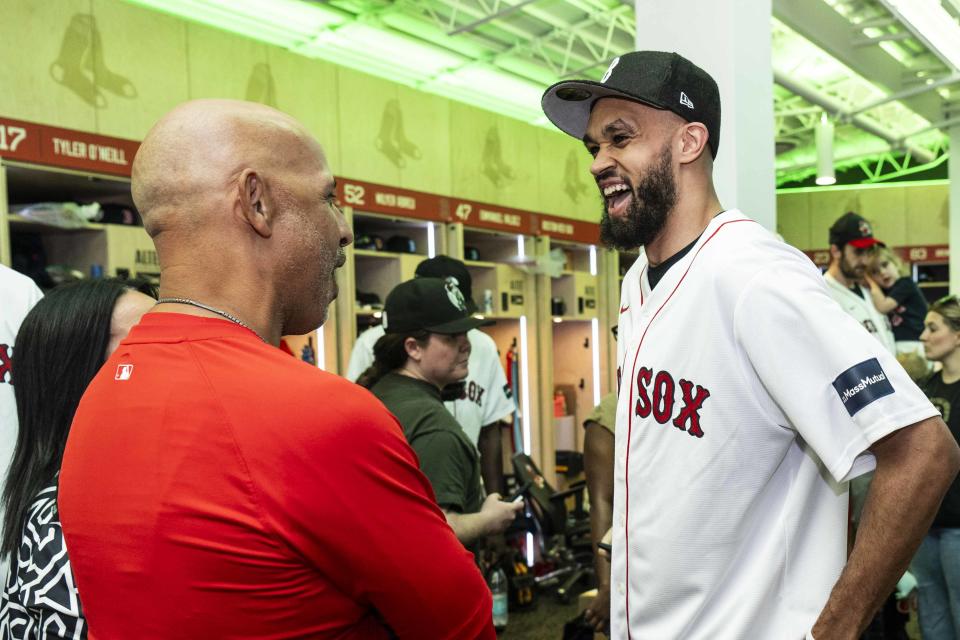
517;234;526;260
553;317;563;323
373;311;382;319
519;315;532;455
589;245;597;276
591;318;601;405
124;0;342;47
316;325;325;371
881;0;960;72
473;314;486;320
815;114;837;186
427;223;436;258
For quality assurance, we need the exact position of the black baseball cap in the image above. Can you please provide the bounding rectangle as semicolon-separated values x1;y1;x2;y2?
541;51;721;158
829;212;885;249
382;278;493;335
415;255;477;313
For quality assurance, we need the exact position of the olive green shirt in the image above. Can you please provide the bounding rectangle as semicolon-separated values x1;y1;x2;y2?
583;392;617;435
371;373;484;514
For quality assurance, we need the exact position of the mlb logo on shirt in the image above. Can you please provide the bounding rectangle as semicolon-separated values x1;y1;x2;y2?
114;364;134;381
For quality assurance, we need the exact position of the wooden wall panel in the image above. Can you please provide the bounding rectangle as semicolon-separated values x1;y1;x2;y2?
856;188;907;247
491;115;540;211
905;184;949;246
264;48;340;170
778;183;949;251
776;192;810;250
537;129;597;222
90;0;189;139
335;68;400;186
808;191;862;249
0;1;98;131
450;102;498;204
395;84;451;197
185;23;268;100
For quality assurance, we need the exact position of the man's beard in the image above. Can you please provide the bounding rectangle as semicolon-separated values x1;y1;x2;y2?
839;252;863;282
598;147;678;251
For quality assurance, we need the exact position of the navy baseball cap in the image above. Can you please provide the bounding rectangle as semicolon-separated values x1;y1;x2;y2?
382;278;493;335
541;51;721;158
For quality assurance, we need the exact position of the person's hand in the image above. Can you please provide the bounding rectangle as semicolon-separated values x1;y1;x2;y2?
481;493;524;535
584;583;611;632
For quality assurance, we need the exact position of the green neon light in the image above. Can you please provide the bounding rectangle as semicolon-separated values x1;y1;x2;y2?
777;177;949;194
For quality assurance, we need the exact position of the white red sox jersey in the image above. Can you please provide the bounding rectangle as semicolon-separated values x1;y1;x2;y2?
824;273;897;356
345;326;514;445
612;210;937;640
0;265;43;579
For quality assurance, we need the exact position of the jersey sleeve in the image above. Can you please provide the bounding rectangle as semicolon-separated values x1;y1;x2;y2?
733;258;939;484
412;430;474;512
345;327;380;382
473;333;514;426
248;387;494;639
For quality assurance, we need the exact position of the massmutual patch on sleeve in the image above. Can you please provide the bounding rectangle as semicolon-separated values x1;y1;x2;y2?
832;358;894;417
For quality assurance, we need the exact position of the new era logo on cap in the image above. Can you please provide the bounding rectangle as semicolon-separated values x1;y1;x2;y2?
680;91;694;109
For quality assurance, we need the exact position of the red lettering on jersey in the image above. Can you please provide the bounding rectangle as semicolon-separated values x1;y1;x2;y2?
634;367;652;418
634;366;711;439
674;379;710;438
620;305;630;314
652;371;675;423
0;344;11;385
617;367;622;395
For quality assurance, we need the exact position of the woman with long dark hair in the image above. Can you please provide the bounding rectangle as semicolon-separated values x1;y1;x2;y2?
0;279;154;639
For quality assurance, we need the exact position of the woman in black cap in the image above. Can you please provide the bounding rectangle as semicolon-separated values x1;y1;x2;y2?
358;277;522;546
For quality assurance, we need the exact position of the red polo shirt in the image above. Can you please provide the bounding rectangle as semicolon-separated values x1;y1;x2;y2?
59;313;494;639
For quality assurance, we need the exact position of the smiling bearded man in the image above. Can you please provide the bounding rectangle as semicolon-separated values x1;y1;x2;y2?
541;50;958;640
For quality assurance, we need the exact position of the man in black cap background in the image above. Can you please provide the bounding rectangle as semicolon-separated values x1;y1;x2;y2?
347;256;515;494
357;278;523;545
542;50;958;638
825;211;896;355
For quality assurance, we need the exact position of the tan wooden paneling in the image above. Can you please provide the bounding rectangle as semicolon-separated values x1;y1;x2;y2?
185;23;268;100
395;84;451;197
776;192;811;250
492;116;540;211
537;128;597;222
450;102;499;204
780;183;949;251
264;48;341;170
90;0;189;139
809;191;863;249
0;0;97;130
905;184;949;246
856;188;907;247
335;68;401;186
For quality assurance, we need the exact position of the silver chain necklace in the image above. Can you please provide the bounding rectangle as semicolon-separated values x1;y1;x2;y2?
155;298;267;343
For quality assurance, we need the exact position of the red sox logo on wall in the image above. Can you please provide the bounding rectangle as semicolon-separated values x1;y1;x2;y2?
634;367;711;438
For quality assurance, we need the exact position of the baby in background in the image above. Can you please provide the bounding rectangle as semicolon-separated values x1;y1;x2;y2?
866;246;929;357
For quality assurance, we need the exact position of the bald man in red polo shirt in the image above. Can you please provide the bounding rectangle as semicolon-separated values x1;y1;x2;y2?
59;99;494;639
